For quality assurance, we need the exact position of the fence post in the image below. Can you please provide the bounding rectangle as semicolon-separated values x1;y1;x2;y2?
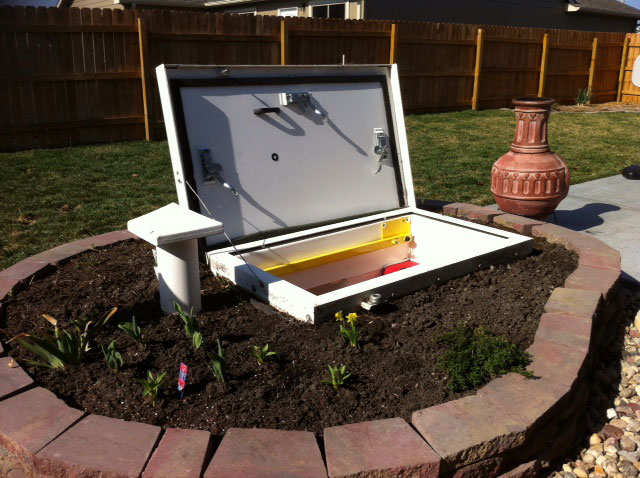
389;23;398;64
137;16;151;141
538;33;549;97
617;36;630;102
280;19;287;65
587;36;598;94
472;28;484;110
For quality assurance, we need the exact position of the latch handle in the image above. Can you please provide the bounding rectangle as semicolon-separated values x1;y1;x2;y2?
198;149;239;196
254;107;281;115
373;128;389;174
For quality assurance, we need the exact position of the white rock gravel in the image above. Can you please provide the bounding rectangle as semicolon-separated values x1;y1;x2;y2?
549;287;640;478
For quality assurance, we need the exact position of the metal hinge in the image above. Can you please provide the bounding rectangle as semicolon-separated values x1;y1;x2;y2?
279;92;326;121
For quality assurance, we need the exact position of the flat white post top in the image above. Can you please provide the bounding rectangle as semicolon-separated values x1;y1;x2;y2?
127;203;224;246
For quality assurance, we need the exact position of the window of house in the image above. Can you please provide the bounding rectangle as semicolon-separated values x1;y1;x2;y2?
278;7;299;17
311;3;346;19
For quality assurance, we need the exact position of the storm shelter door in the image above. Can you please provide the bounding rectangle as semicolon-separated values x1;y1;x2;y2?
176;78;404;248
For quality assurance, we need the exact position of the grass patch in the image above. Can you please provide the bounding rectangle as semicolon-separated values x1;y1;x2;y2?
406;110;640;205
1;110;638;270
0;141;175;270
437;323;533;392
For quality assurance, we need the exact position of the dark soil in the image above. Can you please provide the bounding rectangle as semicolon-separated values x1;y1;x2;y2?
1;237;577;435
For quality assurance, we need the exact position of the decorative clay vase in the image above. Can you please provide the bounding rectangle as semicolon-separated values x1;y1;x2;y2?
491;97;570;219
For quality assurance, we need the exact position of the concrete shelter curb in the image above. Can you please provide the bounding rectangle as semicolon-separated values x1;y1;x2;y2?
0;205;623;477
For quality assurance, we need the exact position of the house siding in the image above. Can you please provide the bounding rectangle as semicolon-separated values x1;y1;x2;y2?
363;0;637;33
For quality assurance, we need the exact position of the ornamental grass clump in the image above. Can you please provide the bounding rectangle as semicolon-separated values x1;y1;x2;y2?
7;307;117;369
335;311;361;349
437;323;533;392
576;87;592;106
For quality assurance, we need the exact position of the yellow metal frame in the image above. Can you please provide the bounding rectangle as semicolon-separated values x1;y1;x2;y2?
265;217;412;276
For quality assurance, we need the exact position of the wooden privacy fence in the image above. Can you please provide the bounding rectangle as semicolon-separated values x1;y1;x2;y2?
620;34;640;104
0;6;639;151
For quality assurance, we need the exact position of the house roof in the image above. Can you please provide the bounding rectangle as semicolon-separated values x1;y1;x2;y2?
567;0;640;18
114;0;208;7
204;0;266;6
112;0;268;6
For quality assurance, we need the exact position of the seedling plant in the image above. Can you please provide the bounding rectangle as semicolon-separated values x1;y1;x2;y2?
118;316;144;343
252;343;276;365
208;339;226;383
7;307;117;368
102;340;123;372
136;370;167;406
174;301;202;351
322;364;352;390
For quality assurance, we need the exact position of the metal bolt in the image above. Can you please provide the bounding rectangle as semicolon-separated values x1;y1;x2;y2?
367;293;382;306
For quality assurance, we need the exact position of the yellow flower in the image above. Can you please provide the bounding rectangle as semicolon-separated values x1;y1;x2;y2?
335;310;344;321
346;312;358;324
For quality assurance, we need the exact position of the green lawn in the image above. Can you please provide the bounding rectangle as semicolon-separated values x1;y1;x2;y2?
1;110;638;270
406;110;640;205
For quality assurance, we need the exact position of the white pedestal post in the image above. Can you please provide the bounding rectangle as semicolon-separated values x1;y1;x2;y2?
156;239;201;315
127;203;224;317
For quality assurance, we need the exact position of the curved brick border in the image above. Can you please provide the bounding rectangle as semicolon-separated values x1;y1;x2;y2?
0;205;622;478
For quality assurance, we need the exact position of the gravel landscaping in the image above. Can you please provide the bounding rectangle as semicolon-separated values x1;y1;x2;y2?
548;286;640;478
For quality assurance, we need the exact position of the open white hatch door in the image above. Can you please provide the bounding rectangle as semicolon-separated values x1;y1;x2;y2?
157;65;413;248
156;64;532;323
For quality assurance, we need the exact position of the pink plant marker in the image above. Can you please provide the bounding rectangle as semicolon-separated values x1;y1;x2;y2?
177;362;188;399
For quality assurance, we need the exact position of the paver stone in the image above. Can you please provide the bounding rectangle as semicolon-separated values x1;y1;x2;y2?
35;414;161;478
324;417;440;478
0;387;84;464
143;428;212;478
204;428;326;478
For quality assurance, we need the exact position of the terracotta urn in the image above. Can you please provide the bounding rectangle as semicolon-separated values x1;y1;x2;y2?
491;97;569;219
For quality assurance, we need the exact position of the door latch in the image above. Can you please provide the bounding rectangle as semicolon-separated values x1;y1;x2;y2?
198;149;239;196
279;92;326;121
373;128;389;174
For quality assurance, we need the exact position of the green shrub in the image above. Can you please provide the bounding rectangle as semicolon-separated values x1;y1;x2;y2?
437;323;533;392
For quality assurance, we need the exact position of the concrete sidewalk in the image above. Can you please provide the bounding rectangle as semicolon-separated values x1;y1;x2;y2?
550;174;640;284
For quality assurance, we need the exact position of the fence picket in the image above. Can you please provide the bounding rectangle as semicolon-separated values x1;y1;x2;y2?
0;6;635;151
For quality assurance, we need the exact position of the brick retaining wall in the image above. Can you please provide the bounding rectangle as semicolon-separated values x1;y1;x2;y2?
0;205;622;478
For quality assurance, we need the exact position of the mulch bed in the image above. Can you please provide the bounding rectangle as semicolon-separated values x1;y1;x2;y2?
552;102;640;113
1;237;577;436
